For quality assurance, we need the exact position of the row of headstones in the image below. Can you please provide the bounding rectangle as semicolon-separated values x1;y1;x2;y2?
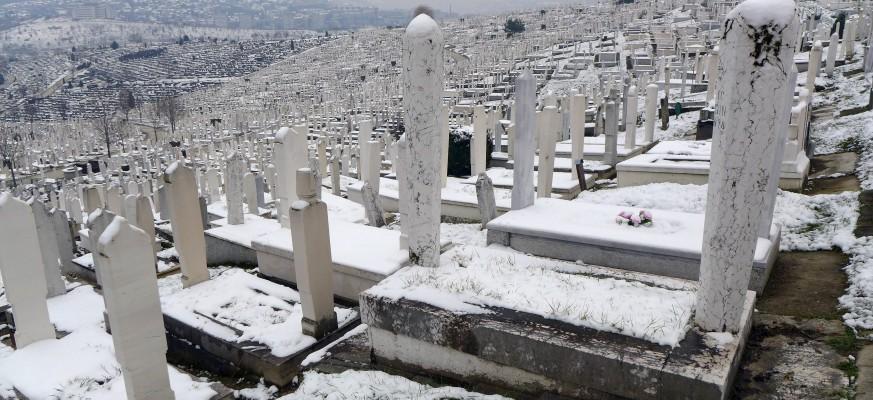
402;7;800;336
0;193;175;398
0;162;342;397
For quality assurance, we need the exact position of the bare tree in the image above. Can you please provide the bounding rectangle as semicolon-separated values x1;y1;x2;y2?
157;96;182;137
92;99;117;158
0;123;22;189
414;5;435;17
118;88;135;122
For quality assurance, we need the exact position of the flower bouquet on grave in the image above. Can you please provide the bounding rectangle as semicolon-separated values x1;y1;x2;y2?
615;210;653;227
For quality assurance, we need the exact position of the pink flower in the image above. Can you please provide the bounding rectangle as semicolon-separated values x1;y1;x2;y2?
615;216;625;224
641;210;653;220
630;214;641;226
619;211;632;218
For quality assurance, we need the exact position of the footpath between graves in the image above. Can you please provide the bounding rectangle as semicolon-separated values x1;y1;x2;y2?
732;134;871;398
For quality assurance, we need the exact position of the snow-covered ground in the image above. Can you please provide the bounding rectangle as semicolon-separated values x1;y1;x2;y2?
812;109;873;191
280;370;510;399
0;285;218;399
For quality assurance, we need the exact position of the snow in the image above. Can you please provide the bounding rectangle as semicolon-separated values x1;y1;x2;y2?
840;237;873;330
96;215;126;247
460;167;583;191
653;112;701;141
729;0;796;28
648;140;711;156
235;380;279;400
47;285;105;333
0;284;216;399
577;183;858;252
406;14;440;37
773;190;858;252
705;331;736;350
253;219;414;276
811;109;873;190
207;214;283;247
491;197;771;261
161;269;357;357
366;176;515;209
157;247;179;259
439;222;488;247
280;370;510;400
369;245;696;347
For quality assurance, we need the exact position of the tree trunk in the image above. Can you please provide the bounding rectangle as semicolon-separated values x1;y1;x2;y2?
105;130;112;158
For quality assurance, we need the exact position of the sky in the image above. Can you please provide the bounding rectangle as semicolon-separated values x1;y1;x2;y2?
364;0;596;15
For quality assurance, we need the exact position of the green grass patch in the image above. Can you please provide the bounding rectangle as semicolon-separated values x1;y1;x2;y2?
837;360;859;378
827;328;860;355
837;136;862;154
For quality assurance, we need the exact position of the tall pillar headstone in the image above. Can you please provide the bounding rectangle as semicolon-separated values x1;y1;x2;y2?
396;137;411;250
845;19;856;60
440;105;450;188
570;92;587;170
0;193;56;347
254;173;266;208
68;197;84;227
225;152;245;225
30;199;66;297
129;194;158;254
512;71;536;210
644;83;658;143
275;126;308;228
401;13;443;268
289;169;338;339
363;140;382;196
471;105;488;176
826;32;838;77
696;0;798;333
243;172;259;214
330;154;342;196
206;168;221;202
475;173;497;228
163;162;209;288
706;47;720;103
317;138;328;177
106;185;124;217
807;41;823;94
50;207;76;276
603;100;619;166
83;185;102;214
361;181;386;227
624;85;638;149
95;217;176;400
537;107;558;198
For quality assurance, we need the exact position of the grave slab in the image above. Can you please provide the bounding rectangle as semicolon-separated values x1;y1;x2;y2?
617;140;810;190
486;198;780;292
361;246;755;400
253;219;450;303
161;269;358;386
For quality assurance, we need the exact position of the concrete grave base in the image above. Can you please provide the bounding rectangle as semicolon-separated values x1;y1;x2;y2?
69;254;100;286
204;232;259;267
361;290;755;400
163;312;360;387
348;183;511;221
70;251;180;287
487;213;780;293
253;230;452;303
617;153;810;191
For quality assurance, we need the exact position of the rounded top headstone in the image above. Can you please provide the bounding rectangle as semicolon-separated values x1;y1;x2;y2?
406;13;441;39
